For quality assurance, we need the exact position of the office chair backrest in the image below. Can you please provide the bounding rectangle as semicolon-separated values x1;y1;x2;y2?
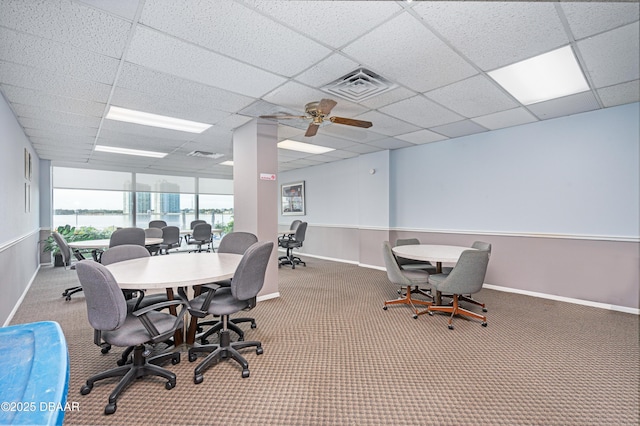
51;232;71;265
100;244;150;266
289;220;302;231
396;238;420;246
441;250;489;295
161;226;180;244
144;228;163;238
109;227;145;248
382;241;410;285
190;220;206;229
76;260;128;331
293;222;307;243
471;241;492;256
148;220;167;229
231;241;273;302
217;232;258;255
192;223;212;241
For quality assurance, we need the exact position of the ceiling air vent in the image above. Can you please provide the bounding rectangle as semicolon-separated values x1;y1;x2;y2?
187;150;224;159
321;68;397;102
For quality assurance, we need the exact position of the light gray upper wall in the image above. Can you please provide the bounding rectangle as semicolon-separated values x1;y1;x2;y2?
390;102;639;239
0;92;39;244
278;151;390;228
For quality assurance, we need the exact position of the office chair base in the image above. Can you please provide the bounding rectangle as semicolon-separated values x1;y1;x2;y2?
62;285;83;301
188;329;262;382
428;295;487;329
384;285;432;318
278;255;306;269
80;345;180;415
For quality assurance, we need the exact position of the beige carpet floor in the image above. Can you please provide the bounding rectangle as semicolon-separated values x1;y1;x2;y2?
9;256;639;425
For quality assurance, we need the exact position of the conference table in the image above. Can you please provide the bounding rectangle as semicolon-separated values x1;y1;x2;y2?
104;252;243;347
392;244;476;304
68;237;164;261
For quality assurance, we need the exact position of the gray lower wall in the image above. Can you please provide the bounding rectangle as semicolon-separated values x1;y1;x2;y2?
292;225;639;311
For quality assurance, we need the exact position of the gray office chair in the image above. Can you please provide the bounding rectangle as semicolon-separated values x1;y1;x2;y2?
187;223;212;252
427;249;490;329
187;241;273;383
278;219;302;245
144;227;163;255
109;227;145;248
441;241;491;312
54;232;86;301
278;221;307;269
184;220;207;245
98;244;173;360
148;220;167;229
197;232;259;344
395;238;437;273
75;260;186;415
382;241;432;319
159;226;180;254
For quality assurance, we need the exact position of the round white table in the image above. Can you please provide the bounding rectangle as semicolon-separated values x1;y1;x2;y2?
105;253;243;345
68;238;164;250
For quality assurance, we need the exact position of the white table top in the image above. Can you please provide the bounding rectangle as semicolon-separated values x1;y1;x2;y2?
179;228;223;235
104;252;243;290
68;238;163;250
392;244;476;263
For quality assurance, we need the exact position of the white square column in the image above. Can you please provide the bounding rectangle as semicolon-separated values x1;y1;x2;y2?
232;118;279;297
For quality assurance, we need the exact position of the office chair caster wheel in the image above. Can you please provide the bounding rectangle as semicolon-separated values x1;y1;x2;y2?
104;403;116;415
101;347;110;354
428;311;434;316
188;353;198;362
412;314;418;319
116;358;127;366
242;369;250;378
80;384;92;395
250;321;257;329
448;324;454;330
383;306;388;310
482;308;488;312
65;295;71;301
165;380;175;390
256;347;263;355
171;354;181;365
481;322;487;327
194;374;204;385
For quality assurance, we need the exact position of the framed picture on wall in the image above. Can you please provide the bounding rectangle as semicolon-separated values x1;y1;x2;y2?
281;181;305;216
24;148;32;181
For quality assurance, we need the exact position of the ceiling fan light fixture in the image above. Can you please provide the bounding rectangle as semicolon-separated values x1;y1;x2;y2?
278;139;335;154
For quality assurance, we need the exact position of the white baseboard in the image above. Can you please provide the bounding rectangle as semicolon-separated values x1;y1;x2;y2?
4;265;41;326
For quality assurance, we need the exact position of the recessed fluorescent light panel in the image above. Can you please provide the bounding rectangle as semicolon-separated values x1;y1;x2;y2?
277;139;335;154
220;161;234;166
488;46;589;105
106;106;212;133
95;145;167;158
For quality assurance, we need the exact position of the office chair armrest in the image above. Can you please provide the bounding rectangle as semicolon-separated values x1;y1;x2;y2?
133;298;190;343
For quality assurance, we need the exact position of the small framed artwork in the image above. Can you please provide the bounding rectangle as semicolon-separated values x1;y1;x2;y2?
281;181;305;216
25;183;30;213
24;148;31;180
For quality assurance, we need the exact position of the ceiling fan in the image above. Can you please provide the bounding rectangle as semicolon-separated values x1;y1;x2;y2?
260;98;373;137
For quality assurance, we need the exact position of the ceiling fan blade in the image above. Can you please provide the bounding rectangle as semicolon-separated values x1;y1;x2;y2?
317;98;337;115
305;123;320;137
260;115;307;120
329;116;373;129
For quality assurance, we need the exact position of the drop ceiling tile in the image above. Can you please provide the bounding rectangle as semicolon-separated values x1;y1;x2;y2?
286;158;325;168
295;134;358;151
322;125;386;143
368;138;414;150
110;87;229;124
2;85;106;116
354;111;420;136
27;130;96;145
31;137;94;148
0;61;111;102
117;63;255;113
342;13;477;92
577;23;640;89
560;2;640;40
344;143;384;155
140;0;331;77
396;129;448;145
471;107;538;131
246;0;402;49
0;27;120;85
425;75;518;118
126;26;286;98
294;54;360;88
11;103;102;128
380;95;463;128
319;150;360;160
76;0;140;21
360;86;418;110
527;91;601;120
0;0;131;57
213;114;254;131
262;81;331;112
597;80;640;108
430;120;488;138
21;118;98;137
414;2;568;71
